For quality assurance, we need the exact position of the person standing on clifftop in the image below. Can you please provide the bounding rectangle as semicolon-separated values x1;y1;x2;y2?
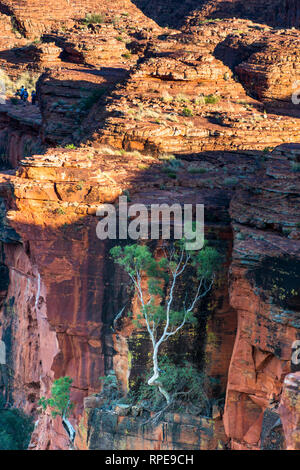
31;90;37;105
22;88;28;103
19;85;25;100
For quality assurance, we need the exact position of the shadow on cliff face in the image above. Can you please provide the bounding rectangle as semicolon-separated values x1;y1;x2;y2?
0;149;241;426
36;66;130;147
131;0;203;28
213;38;300;120
0;46;36;64
4;143;299;448
247;257;300;312
0;108;47;169
0;65;129;167
132;0;299;29
4;212;233;414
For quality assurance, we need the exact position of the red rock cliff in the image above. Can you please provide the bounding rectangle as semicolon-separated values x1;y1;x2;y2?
0;0;299;451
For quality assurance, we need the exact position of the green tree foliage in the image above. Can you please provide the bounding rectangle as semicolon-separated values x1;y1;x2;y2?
39;376;74;419
0;398;33;450
110;241;221;404
130;358;214;415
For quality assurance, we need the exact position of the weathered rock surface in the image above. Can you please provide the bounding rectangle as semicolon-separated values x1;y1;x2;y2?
76;409;227;450
279;372;300;450
0;0;299;452
0;145;240;449
184;0;300;29
0;0;158;39
0;103;43;167
224;144;300;449
96;21;300;154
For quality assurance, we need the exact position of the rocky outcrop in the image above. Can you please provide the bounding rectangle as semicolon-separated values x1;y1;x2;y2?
132;0;300;28
37;66;124;145
98;51;241;153
279;372;300;450
76;409;227;450
0;103;43;167
224;144;300;449
235;31;300;108
0;12;25;49
0;0;160;39
0;144;245;449
184;0;300;29
96;21;300;153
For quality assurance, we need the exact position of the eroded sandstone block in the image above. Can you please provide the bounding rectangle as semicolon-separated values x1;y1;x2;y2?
279;372;300;450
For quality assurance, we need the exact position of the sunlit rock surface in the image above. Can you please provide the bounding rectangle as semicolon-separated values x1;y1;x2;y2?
0;0;299;450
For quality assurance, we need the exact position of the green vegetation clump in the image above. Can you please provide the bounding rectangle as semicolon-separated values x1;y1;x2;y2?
224;176;238;186
162;158;184;178
128;359;213;416
82;13;104;25
78;88;107;112
122;52;132;60
291;162;300;172
55;207;66;215
166;159;184;170
137;163;150;170
98;373;123;408
76;181;84;190
158;153;176;161
199;18;223;25
0;398;33;450
10;16;25;37
188;166;208;174
204;94;220;105
111;241;221;408
39;377;74;419
39;377;75;443
163;170;177;179
182;107;193;117
161;92;173;103
175;93;190;103
10;97;20;105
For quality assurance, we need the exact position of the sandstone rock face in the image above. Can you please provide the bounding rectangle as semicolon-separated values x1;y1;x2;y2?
0;104;43;167
0;0;160;39
132;0;300;28
0;12;21;49
0;144;241;449
76;409;227;450
224;144;300;449
236;32;300;108
213;26;300;112
37;65;130;145
0;0;299;452
279;373;300;450
184;0;300;29
96;21;300;154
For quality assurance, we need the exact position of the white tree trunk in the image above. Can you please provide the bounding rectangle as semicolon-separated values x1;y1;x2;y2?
148;344;171;404
62;399;76;445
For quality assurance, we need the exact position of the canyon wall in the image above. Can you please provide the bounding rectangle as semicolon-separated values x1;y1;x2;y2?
0;144;240;449
0;106;43;168
224;144;300;449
